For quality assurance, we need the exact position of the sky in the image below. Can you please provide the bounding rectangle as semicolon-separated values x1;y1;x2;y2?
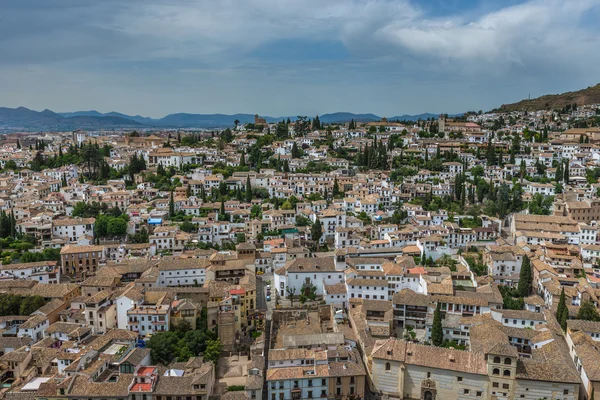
1;0;599;118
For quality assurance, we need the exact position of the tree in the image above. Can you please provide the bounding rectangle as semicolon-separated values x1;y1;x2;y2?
577;301;600;322
169;191;175;216
291;142;302;158
517;255;532;297
107;218;127;236
19;296;47;315
148;331;180;364
431;302;444;346
245;176;252;203
180;221;197;233
16;139;21;149
295;116;310;136
204;339;223;364
286;286;297;307
556;288;568;331
332;177;341;197
486;138;497;166
564;160;570;184
311;221;323;251
312;115;321;130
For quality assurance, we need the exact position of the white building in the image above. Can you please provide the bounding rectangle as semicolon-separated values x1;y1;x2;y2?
52;217;95;242
157;257;209;287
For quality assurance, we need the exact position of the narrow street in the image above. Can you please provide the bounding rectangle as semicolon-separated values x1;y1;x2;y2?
257;271;274;400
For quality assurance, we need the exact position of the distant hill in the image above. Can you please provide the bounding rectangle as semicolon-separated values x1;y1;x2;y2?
1;107;457;131
498;83;600;112
387;113;439;121
318;112;381;123
0;107;143;131
59;110;155;125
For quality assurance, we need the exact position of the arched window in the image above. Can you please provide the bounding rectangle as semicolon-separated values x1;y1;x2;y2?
492;368;500;376
503;370;511;377
385;362;391;371
493;356;501;363
504;358;512;365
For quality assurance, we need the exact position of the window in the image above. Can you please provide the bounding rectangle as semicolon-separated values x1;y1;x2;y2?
385;362;391;371
463;389;470;395
427;372;431;378
476;391;482;397
502;383;509;390
564;389;569;395
322;379;326;386
492;382;499;388
492;368;500;376
504;358;511;365
307;391;312;398
493;356;501;363
503;370;510;377
457;377;463;382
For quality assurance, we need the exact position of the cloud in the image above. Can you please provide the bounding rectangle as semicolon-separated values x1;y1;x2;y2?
0;0;599;116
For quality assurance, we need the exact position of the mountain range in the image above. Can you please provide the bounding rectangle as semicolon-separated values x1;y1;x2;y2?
0;107;444;131
497;83;600;112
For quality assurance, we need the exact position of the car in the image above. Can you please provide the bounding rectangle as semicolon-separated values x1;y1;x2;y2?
266;285;271;290
266;295;271;302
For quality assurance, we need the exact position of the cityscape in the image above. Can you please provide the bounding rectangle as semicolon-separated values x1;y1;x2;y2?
2;1;600;400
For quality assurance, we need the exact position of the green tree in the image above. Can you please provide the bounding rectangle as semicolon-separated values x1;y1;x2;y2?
245;176;252;203
295;116;310;136
19;296;47;315
517;255;532;297
577;301;600;322
291;142;302;158
147;331;180;364
332;177;341;197
311;220;323;251
107;218;127;236
169;191;175;216
431;302;444;346
556;288;568;331
180;221;197;233
204;339;223;364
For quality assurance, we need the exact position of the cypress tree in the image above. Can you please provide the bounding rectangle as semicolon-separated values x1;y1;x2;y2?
517;255;532;297
559;307;568;331
555;162;563;182
169;191;175;216
245;176;252;203
556;288;567;326
333;177;340;197
431;302;444;346
564;161;570;184
240;152;246;167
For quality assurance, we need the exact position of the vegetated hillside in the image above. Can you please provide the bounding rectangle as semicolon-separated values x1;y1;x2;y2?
0;106;144;130
498;83;600;112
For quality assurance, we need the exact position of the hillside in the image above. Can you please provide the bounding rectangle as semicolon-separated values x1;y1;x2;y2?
498;83;600;112
0;107;143;131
